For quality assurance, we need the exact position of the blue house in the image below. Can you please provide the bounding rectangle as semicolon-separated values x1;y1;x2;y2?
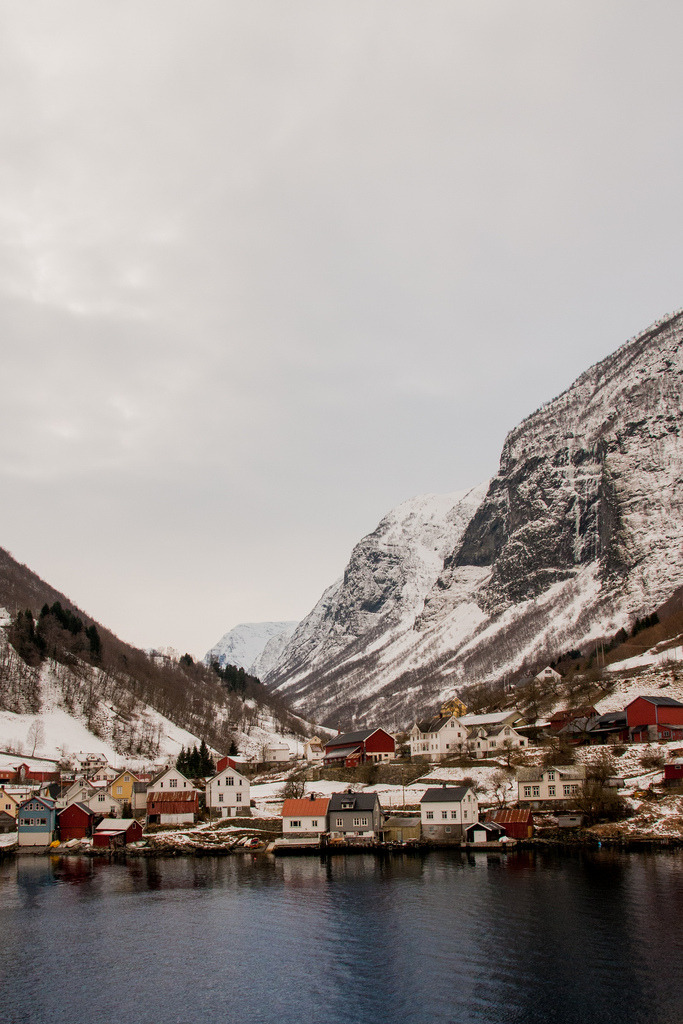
17;796;56;847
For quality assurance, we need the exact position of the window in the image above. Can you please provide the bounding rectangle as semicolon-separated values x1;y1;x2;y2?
336;817;343;826
426;811;434;820
218;793;223;803
532;786;540;797
547;772;555;781
124;775;130;782
98;794;105;802
463;811;468;820
442;811;448;820
451;811;458;819
116;786;122;795
445;826;451;833
236;793;242;803
227;777;234;786
170;779;178;789
290;820;301;828
548;786;556;797
523;786;532;798
563;785;571;796
311;820;318;828
353;816;368;826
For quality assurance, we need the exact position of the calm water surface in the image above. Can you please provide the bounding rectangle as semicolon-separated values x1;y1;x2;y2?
1;849;682;1024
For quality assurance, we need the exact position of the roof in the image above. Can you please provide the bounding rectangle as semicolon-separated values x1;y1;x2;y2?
414;716;452;734
19;795;55;810
325;729;378;748
59;802;96;817
147;790;197;804
328;792;380;812
487;808;533;824
420;786;472;803
517;765;586;782
589;711;627;729
459;712;518;727
323;745;362;760
95;818;139;831
281;798;330;817
383;816;420;828
464;820;505;835
626;695;683;708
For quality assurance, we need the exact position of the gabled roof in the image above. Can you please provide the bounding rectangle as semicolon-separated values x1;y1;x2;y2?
414;716;454;734
325;729;375;747
323;745;362;760
328;792;380;812
626;695;683;708
420;786;472;803
459;712;519;727
281;798;329;817
487;808;534;824
95;818;139;831
517;765;586;783
147;790;197;804
59;802;96;818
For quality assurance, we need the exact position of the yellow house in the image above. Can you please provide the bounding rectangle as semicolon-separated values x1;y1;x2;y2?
439;696;468;719
108;769;139;808
0;787;19;818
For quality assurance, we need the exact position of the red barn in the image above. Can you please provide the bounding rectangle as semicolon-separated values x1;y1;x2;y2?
58;802;97;841
216;756;240;774
486;808;534;840
93;818;144;848
664;759;683;786
323;728;395;766
626;696;683;742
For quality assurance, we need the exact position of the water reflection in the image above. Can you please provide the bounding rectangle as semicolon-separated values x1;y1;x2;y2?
0;851;682;1024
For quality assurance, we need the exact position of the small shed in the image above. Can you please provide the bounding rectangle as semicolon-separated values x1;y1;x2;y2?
147;789;198;825
0;810;16;833
93;818;144;848
664;758;683;787
487;808;534;840
58;802;97;841
464;821;506;845
382;816;421;843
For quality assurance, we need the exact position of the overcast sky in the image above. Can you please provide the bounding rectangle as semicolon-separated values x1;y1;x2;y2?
2;2;683;658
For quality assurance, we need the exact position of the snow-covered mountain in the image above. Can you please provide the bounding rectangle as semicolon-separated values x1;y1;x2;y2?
204;621;298;674
265;308;683;727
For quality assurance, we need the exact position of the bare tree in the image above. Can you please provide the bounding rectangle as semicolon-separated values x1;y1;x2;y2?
26;718;45;756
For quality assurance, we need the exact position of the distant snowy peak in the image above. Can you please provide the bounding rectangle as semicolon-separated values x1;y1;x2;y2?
264;483;488;691
204;621;299;675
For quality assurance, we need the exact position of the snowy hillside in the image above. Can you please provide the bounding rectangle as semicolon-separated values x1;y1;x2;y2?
204;621;298;674
265;308;683;727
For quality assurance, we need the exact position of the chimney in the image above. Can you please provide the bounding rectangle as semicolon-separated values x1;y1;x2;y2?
309;793;315;801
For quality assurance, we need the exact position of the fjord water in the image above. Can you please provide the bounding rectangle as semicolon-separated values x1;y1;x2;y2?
1;850;682;1024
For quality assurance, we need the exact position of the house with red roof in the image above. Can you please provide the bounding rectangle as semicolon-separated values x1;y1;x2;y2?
281;795;330;838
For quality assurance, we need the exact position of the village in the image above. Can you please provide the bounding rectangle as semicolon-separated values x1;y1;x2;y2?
2;662;683;858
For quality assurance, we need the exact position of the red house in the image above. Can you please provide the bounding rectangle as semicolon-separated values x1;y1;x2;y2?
323;728;396;767
486;808;534;840
626;696;683;742
58;802;98;841
548;707;598;733
93;818;144;848
664;759;683;786
216;756;240;774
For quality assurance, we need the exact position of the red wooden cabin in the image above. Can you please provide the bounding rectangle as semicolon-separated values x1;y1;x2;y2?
58;802;97;841
324;728;395;767
626;696;683;741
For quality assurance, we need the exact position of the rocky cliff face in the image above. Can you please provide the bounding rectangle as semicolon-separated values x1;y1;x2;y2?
266;308;683;727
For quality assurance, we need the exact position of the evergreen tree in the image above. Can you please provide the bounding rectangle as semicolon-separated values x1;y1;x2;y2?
198;739;214;776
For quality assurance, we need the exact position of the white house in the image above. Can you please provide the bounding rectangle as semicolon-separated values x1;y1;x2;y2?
535;666;562;684
303;737;325;763
409;714;470;760
205;764;251;818
517;765;586;808
149;766;198;794
263;743;291;764
281;796;329;837
467;723;527;759
419;784;479;841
